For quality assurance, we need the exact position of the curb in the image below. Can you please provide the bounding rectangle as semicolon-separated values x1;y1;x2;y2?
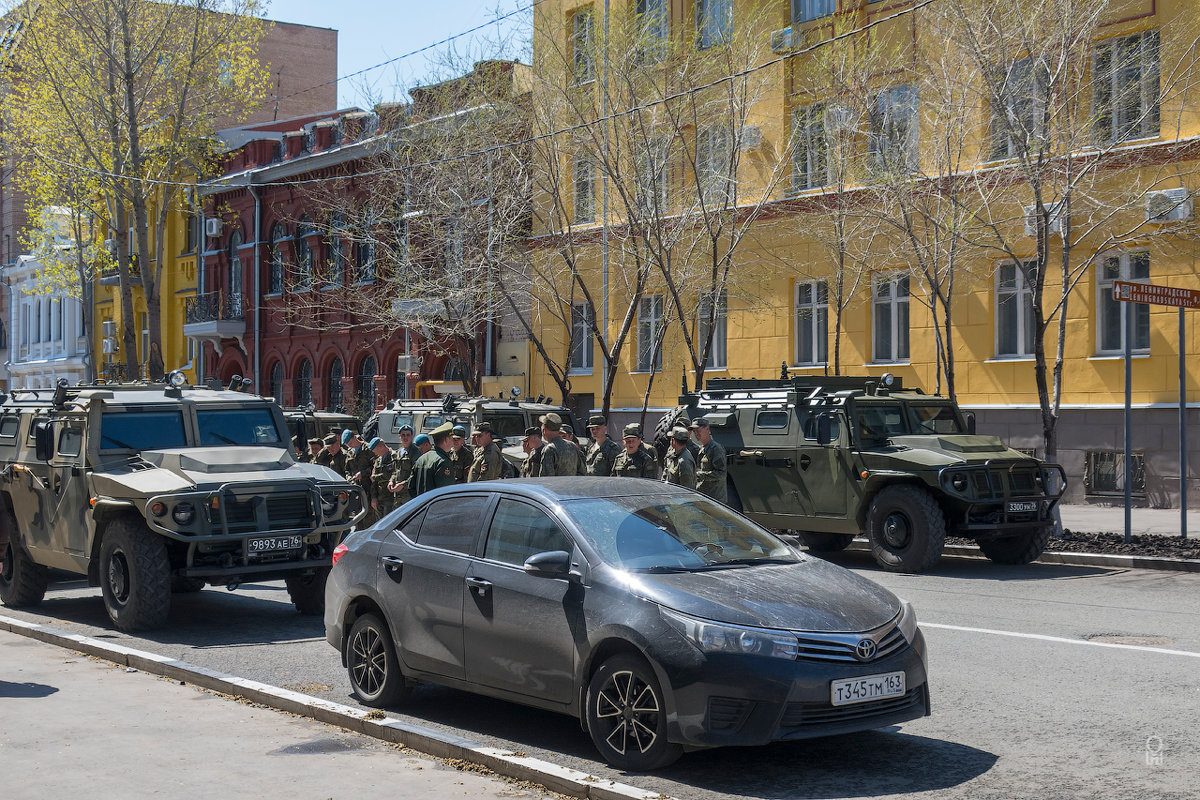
0;614;673;800
844;540;1200;572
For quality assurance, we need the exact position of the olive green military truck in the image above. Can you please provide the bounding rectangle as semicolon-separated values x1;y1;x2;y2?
0;377;365;631
662;375;1065;573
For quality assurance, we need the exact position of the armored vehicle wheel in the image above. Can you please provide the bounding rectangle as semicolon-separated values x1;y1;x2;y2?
978;526;1052;564
347;613;409;706
285;568;328;615
171;576;206;593
797;532;854;553
0;534;49;608
866;485;946;573
586;653;683;771
100;517;171;631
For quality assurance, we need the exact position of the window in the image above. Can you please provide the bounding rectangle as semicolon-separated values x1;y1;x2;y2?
268;361;283;400
872;273;909;363
328;357;344;411
100;410;186;450
444;216;465;285
794;0;834;23
413;496;487;554
1097;251;1150;354
53;299;63;342
355;209;376;283
294;217;313;290
326;213;345;287
869;85;918;173
1085;450;1146;496
357;355;377;413
295;358;313;407
996;261;1036;357
635;0;668;63
57;425;82;458
698;290;727;370
636;294;665;371
756;410;790;430
696;126;734;204
696;0;731;49
33;300;40;343
795;280;828;365
484;499;573;566
990;58;1049;159
572;7;595;84
570;303;594;372
574;153;595;223
228;230;244;314
635;138;670;215
1093;30;1160;143
792;102;828;192
269;222;285;293
197;408;282;446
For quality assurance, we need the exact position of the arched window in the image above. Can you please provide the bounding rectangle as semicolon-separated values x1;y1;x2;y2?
356;355;377;413
326;213;344;287
295;217;313;290
228;230;244;315
328;357;344;412
269;222;286;293
295;358;312;407
269;360;283;400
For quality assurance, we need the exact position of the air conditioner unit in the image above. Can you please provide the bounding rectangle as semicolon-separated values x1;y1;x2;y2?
101;319;115;337
1024;202;1064;237
204;218;223;238
769;27;795;54
102;337;118;354
103;238;114;253
1146;187;1193;223
738;125;763;152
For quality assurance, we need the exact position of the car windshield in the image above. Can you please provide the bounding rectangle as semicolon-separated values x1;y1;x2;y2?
100;410;186;450
856;403;908;439
196;408;283;446
910;404;964;434
561;495;797;571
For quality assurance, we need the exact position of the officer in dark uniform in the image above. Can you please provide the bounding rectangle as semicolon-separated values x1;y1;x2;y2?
315;432;347;474
410;423;457;497
520;427;543;477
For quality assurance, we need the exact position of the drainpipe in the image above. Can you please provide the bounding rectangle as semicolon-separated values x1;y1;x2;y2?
249;184;262;389
197;206;205;381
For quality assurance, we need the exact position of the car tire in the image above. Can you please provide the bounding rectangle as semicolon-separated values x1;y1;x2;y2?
285;568;328;615
171;576;206;593
0;520;49;608
797;531;854;552
866;485;946;573
100;517;171;631
978;526;1052;564
346;613;409;707
585;654;682;771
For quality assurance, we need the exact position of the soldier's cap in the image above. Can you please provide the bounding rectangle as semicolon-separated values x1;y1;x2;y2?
368;437;385;450
688;417;710;429
622;423;643;439
341;429;354;445
429;421;455;437
413;433;431;446
307;437;322;446
397;423;414;433
587;414;607;427
521;426;541;441
670;428;690;442
451;425;468;437
539;412;562;431
323;433;338;445
562;424;574;437
472;421;494;435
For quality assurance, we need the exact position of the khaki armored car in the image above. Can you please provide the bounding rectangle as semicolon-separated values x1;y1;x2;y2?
662;375;1066;573
0;377;365;631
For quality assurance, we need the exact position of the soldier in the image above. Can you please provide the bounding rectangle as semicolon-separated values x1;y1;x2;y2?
292;435;306;461
662;428;697;489
448;424;474;484
520;427;543;477
387;425;422;507
305;437;323;463
537;413;580;477
344;430;372;486
561;424;588;475
315;432;347;475
467;421;503;482
585;414;621;476
611;423;659;479
690;417;728;503
410;423;457;497
366;437;396;520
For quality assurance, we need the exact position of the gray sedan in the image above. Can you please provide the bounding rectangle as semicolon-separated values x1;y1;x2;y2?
325;478;929;770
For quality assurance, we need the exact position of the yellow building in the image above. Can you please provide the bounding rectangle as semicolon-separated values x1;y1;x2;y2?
529;0;1200;506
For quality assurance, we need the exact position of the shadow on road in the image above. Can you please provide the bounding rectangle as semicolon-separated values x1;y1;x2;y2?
820;549;1122;581
0;679;58;699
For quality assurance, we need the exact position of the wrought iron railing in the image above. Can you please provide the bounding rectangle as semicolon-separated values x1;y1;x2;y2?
185;290;244;324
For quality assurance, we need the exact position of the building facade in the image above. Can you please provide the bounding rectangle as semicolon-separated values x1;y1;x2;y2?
4;253;89;387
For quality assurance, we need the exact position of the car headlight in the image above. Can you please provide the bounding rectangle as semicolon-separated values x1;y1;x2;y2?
950;472;968;492
897;600;919;644
661;607;798;660
172;502;195;525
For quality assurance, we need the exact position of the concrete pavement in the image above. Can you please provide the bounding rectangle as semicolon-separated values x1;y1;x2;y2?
1058;503;1200;537
0;629;552;800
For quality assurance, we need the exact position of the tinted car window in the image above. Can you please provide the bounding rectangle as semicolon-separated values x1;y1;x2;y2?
197;408;283;446
910;405;963;435
484;498;572;566
856;403;907;438
482;411;526;439
0;415;18;438
390;414;416;433
413;496;487;554
58;426;83;457
100;410;186;450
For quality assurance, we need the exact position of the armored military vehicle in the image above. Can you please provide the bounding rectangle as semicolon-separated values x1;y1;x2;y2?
663;375;1065;573
283;405;362;448
0;376;365;631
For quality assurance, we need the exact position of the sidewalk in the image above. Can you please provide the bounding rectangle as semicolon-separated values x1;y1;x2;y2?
1058;503;1200;537
0;630;548;800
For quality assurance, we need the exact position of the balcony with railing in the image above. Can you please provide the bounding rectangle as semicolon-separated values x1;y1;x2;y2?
182;289;246;354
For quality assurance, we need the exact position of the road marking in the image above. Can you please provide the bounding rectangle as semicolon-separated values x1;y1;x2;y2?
923;622;1200;659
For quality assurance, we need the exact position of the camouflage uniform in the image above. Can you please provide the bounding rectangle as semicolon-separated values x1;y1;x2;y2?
315;446;347;476
586;437;622;477
467;442;503;482
388;444;421;506
538;436;581;477
369;449;397;517
612;447;659;479
694;438;728;503
521;447;543;478
663;446;697;489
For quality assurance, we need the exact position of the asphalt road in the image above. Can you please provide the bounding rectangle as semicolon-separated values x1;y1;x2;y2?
3;552;1198;800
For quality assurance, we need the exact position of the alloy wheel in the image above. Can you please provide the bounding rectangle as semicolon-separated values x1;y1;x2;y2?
350;624;387;696
593;669;661;756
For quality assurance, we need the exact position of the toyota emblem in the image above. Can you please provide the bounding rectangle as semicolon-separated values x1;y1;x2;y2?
854;639;877;661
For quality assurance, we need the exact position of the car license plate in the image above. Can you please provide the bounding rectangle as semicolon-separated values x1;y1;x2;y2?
831;671;906;707
248;534;303;554
1007;501;1038;513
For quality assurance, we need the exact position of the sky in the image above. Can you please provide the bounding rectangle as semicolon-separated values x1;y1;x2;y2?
265;0;534;110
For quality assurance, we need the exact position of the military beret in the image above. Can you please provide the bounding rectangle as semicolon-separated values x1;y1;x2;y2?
472;421;494;434
539;412;562;431
413;433;430;446
689;418;710;429
341;429;354;445
368;437;384;450
671;428;690;442
323;433;338;445
397;423;414;433
622;423;643;438
588;414;607;427
429;421;454;437
451;425;468;437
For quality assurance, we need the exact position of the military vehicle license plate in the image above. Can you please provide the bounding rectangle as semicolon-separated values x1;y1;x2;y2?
1007;501;1038;513
831;671;905;706
248;535;303;553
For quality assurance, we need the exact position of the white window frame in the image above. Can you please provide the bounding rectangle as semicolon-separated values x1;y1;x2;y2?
1096;250;1151;355
990;57;1049;159
696;126;734;205
572;7;595;84
635;138;670;215
698;290;727;370
792;102;828;192
636;0;669;63
696;0;732;49
872;273;910;364
794;279;828;366
636;294;665;372
574;154;595;223
794;0;834;24
569;302;595;374
869;85;918;173
1093;30;1160;144
995;260;1037;358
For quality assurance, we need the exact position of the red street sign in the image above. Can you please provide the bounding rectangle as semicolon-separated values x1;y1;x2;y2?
1113;280;1200;309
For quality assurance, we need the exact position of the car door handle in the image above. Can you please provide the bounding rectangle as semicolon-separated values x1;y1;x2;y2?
381;556;404;582
465;576;492;596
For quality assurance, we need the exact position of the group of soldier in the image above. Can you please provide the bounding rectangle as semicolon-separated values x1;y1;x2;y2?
293;410;729;524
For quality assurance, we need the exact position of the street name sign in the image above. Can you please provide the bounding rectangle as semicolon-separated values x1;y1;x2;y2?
1113;280;1200;308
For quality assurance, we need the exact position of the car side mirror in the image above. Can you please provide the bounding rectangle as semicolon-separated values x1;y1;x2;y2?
964;412;977;435
816;413;833;446
524;550;571;579
34;421;54;462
